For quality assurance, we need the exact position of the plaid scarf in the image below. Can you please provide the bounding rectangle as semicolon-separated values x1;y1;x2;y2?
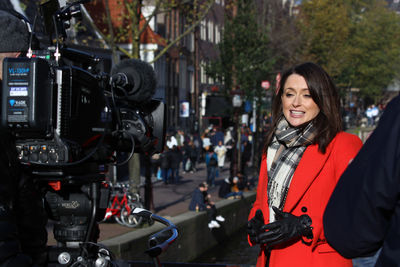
267;118;316;210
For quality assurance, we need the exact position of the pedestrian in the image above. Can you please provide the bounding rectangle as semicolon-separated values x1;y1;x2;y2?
160;146;171;184
214;140;227;170
184;140;198;173
365;105;374;126
175;129;186;148
202;130;212;152
241;140;252;173
210;126;224;147
370;104;379;125
166;132;178;149
150;153;162;180
169;145;182;184
175;129;187;173
323;94;400;267
236;172;251;191
224;127;234;163
188;183;225;229
205;149;218;187
192;133;202;163
246;62;363;267
218;176;244;199
202;182;225;222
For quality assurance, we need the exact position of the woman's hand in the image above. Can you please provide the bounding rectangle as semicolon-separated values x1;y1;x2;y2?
246;209;265;244
257;207;313;247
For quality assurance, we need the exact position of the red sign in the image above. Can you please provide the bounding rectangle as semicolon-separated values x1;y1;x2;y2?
261;80;270;90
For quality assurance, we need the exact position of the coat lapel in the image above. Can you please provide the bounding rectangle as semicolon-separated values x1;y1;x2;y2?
284;143;334;212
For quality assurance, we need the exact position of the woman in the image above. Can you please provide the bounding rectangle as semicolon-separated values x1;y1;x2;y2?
214;140;227;170
247;62;362;267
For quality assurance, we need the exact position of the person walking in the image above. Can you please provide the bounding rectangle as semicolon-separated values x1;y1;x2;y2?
160;146;171;184
224;128;234;162
241;140;252;173
214;140;227;171
202;130;212;153
184;140;198;173
205;149;218;187
169;146;182;184
246;62;363;267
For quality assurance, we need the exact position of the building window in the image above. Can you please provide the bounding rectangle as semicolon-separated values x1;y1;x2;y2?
208;20;214;43
190;72;194;94
215;26;220;44
200;20;206;41
189;32;194;52
200;61;207;84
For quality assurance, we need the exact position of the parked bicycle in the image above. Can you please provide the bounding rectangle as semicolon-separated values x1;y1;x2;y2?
103;181;144;228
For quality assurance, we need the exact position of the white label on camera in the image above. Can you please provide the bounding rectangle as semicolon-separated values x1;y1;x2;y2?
10;87;28;96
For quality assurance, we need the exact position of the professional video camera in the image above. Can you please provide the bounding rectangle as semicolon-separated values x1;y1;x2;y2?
1;0;166;266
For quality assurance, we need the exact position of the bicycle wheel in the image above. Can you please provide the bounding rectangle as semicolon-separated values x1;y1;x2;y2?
120;202;144;228
115;214;125;226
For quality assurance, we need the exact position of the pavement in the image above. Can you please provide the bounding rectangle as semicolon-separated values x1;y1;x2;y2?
47;161;257;245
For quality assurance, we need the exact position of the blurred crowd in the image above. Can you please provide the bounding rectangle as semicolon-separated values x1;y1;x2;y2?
144;124;256;185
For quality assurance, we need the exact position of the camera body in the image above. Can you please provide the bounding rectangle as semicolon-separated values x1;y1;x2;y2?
2;55;165;168
2;57;111;166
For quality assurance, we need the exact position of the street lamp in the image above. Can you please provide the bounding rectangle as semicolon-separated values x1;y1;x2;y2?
231;91;243;177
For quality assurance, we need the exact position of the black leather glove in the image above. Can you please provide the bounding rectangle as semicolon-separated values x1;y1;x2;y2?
246;209;265;244
258;206;313;247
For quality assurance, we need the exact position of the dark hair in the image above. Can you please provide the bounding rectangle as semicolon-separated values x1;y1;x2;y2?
263;62;342;154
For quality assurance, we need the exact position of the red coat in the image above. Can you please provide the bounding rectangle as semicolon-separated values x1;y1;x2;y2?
248;132;362;267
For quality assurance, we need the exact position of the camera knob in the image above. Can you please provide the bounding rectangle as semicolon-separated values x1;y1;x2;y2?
39;152;48;163
49;150;57;162
29;152;39;162
57;252;71;265
23;146;29;156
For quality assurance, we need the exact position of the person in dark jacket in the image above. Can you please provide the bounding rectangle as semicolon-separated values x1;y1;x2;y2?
189;183;224;229
183;140;197;173
160;146;171;184
205;149;218;187
169;146;182;184
241;140;252;173
323;94;400;267
218;177;243;199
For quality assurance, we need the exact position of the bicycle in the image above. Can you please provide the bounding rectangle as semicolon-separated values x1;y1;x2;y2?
103;181;144;228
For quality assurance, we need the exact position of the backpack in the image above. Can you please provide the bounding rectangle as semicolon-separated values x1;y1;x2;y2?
209;156;217;167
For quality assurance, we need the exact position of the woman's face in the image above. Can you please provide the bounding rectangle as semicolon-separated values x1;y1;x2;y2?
281;74;320;127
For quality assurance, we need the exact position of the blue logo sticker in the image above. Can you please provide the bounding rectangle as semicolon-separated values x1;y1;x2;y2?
9;99;15;106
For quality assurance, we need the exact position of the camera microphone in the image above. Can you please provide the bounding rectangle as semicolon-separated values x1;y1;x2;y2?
110;59;157;103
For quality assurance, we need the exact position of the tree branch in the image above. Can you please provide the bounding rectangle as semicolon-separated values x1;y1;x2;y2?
150;0;214;63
